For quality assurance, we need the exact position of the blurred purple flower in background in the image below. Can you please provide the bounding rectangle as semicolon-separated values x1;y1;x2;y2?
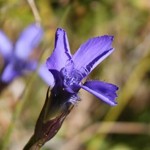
0;23;43;85
39;28;118;108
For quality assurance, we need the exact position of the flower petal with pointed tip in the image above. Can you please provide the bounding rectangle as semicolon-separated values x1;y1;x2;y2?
38;64;55;88
1;64;19;83
46;28;72;71
15;23;43;59
80;80;118;106
73;36;114;77
0;31;13;60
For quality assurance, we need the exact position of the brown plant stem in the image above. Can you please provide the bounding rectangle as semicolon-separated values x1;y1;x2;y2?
23;88;74;149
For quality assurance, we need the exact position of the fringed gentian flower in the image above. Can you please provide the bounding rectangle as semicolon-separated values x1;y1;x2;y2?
0;23;43;92
39;28;118;106
24;28;118;149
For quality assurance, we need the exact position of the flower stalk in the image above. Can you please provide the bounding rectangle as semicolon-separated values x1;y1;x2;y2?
24;88;74;149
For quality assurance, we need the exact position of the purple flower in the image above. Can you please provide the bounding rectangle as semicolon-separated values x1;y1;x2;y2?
23;28;118;148
39;28;118;107
0;23;43;83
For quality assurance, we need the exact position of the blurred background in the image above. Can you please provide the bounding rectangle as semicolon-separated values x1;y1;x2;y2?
0;0;150;150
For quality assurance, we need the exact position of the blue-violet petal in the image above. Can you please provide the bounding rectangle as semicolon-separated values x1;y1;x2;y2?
15;23;43;59
38;64;55;88
0;31;13;60
46;28;72;71
81;80;118;106
1;64;19;83
72;36;114;77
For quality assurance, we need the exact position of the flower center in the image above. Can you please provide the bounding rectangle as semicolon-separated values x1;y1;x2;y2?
62;68;82;86
12;56;26;72
60;60;82;91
